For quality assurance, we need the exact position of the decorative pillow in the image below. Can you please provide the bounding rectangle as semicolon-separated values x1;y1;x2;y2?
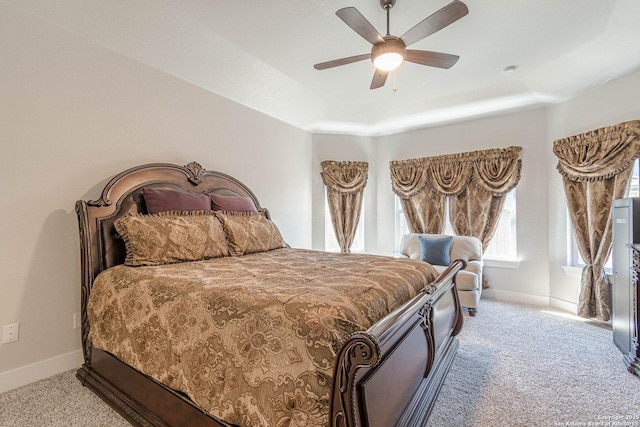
142;188;211;214
114;211;229;266
215;211;287;256
418;236;453;266
209;193;258;213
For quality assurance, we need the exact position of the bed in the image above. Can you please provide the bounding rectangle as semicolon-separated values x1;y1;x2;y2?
75;161;465;427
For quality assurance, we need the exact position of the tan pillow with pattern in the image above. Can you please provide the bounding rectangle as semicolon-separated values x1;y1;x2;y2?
215;211;287;256
115;211;230;266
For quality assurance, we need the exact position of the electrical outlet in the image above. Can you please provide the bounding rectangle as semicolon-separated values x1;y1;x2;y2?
74;313;81;329
2;323;19;344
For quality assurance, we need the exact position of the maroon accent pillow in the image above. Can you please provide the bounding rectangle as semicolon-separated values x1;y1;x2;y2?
209;194;258;212
142;188;211;214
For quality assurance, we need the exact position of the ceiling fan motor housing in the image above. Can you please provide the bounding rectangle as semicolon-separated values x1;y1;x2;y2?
380;0;396;10
371;36;406;68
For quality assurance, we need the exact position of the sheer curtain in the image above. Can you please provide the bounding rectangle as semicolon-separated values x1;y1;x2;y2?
554;120;640;320
321;161;368;253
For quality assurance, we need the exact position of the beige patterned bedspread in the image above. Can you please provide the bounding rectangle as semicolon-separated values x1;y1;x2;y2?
88;248;438;427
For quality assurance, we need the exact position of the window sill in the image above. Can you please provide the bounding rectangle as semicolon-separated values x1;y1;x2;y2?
483;257;521;269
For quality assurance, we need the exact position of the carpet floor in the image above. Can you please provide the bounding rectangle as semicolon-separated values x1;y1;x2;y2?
427;300;640;427
1;299;639;426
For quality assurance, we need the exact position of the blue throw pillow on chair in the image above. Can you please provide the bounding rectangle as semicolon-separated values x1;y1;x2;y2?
418;236;453;266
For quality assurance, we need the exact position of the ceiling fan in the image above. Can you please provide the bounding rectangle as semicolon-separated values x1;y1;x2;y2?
314;0;469;89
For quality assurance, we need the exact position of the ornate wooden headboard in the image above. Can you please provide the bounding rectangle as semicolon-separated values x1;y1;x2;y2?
75;161;266;361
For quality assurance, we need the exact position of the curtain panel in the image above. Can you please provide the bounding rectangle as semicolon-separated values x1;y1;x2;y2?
553;120;640;321
390;158;446;233
389;146;522;243
447;147;522;250
321;161;369;253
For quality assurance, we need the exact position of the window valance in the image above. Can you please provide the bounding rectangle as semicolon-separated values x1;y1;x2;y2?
553;120;640;182
321;161;369;194
390;146;522;198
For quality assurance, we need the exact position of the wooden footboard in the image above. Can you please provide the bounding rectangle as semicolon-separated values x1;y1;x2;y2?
331;260;464;427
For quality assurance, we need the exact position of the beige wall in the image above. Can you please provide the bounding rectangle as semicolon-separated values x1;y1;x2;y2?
0;6;312;389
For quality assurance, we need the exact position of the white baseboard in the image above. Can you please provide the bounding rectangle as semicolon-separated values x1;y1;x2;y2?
482;289;578;315
482;288;550;307
0;349;83;394
548;297;578;314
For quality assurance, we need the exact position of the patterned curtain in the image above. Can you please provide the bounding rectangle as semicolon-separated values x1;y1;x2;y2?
390;158;446;233
449;147;522;251
553;120;640;321
390;147;522;246
321;161;369;253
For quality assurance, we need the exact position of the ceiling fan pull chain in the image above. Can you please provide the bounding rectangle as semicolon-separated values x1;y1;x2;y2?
393;72;397;92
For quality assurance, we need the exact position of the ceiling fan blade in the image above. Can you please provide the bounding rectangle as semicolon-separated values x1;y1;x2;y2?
405;50;460;69
400;1;469;47
370;70;388;89
314;53;371;70
336;7;385;45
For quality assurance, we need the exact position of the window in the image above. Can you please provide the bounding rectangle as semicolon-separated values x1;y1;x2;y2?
631;159;640;196
395;189;517;259
325;190;364;252
394;197;410;252
484;190;517;259
568;159;640;269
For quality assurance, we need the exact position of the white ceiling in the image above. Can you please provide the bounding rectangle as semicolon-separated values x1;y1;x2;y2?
7;0;640;135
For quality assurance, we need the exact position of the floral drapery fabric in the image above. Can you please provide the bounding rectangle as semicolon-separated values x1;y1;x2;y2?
321;161;368;253
390;146;522;250
389;157;447;234
554;120;640;321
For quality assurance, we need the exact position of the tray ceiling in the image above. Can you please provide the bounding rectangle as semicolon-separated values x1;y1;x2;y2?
8;0;640;135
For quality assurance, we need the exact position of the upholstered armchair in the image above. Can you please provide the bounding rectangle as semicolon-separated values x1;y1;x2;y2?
400;233;483;316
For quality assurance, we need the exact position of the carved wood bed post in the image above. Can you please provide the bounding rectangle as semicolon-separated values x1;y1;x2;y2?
75;200;93;366
331;332;381;426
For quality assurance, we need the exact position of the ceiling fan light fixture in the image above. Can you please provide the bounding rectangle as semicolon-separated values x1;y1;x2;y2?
372;37;406;71
373;52;403;71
